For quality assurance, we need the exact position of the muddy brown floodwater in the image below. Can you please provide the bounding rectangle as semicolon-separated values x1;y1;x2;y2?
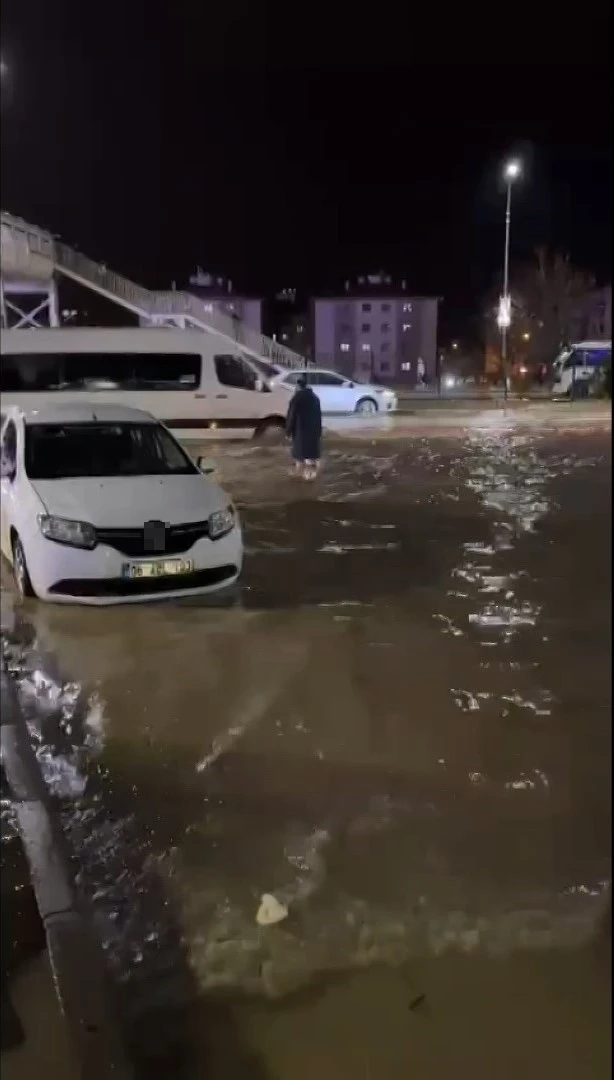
1;415;611;1079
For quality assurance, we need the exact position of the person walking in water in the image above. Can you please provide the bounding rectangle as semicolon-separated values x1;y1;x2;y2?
285;373;322;480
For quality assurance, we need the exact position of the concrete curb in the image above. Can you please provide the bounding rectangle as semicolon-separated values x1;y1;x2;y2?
1;653;133;1079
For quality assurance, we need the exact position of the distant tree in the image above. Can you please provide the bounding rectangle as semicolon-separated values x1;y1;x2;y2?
482;248;596;373
513;248;595;361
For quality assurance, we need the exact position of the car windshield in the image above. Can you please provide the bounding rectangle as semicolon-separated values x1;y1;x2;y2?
24;422;198;480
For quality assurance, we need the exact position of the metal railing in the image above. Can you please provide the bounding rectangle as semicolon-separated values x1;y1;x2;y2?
150;290;304;368
56;243;152;315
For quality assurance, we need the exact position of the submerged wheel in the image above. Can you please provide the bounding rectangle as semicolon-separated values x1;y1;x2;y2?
253;417;286;441
355;397;378;415
11;534;35;598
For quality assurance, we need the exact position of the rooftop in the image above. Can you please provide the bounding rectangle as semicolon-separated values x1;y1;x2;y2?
8;402;158;426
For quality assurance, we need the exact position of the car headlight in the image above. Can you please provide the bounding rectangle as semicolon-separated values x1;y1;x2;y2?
208;505;236;541
38;515;97;550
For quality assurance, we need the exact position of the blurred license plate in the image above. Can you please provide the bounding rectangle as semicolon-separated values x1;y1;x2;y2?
122;559;193;579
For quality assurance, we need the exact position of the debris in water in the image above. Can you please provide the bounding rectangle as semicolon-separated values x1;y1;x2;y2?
256;893;289;926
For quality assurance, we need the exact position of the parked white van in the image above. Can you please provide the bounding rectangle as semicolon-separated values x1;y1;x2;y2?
0;328;296;440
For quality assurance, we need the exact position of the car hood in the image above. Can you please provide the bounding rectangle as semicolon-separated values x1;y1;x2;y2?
31;475;229;527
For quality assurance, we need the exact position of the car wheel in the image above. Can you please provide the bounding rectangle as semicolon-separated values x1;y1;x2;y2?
254;417;285;441
355;397;378;415
11;534;35;598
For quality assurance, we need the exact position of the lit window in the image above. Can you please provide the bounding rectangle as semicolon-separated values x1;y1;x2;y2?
402;323;412;331
361;322;371;332
403;303;413;313
401;361;411;371
203;303;214;313
361;343;371;352
340;343;350;352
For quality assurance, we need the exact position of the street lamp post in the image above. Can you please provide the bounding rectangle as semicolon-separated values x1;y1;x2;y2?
498;159;521;401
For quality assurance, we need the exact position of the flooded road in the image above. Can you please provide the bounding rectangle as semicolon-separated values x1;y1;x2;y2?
2;414;611;1078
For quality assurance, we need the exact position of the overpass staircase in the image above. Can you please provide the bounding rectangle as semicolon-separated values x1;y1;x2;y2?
0;211;304;369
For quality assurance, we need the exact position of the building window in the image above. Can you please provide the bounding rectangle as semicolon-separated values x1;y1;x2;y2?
381;303;391;313
361;343;371;352
402;323;412;332
381;342;390;353
403;303;413;313
381;323;390;333
401;362;411;371
379;361;391;373
340;343;350;352
361;322;371;332
362;303;372;312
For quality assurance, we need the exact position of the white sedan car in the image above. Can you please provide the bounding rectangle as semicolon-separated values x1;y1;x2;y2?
255;364;398;416
0;402;242;605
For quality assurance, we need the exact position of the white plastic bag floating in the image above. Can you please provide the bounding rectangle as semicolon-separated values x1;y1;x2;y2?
256;893;288;926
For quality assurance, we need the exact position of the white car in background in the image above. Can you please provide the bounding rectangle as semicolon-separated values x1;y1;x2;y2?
0;402;242;605
262;366;398;415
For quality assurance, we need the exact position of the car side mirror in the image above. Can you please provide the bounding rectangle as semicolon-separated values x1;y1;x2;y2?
196;456;216;476
0;458;15;481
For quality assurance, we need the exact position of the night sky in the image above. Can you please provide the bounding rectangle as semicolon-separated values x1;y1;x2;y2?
1;1;611;336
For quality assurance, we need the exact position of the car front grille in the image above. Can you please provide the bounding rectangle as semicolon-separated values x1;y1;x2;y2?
95;520;210;557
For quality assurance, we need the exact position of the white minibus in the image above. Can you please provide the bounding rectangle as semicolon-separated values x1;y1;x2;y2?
0;327;295;440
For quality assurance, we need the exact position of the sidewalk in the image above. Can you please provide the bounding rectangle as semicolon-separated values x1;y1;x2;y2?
2;955;80;1080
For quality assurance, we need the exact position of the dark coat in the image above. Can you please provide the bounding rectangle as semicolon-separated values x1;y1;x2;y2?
285;387;322;461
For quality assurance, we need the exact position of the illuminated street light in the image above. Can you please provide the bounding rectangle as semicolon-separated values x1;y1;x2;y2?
451;341;459;350
496;296;511;329
499;157;522;400
504;159;521;181
522;331;530;341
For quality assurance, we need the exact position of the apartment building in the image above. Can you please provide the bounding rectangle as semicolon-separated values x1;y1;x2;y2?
312;294;439;384
186;268;263;335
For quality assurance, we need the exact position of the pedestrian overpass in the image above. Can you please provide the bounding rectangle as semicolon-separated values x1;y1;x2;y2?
0;210;304;369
